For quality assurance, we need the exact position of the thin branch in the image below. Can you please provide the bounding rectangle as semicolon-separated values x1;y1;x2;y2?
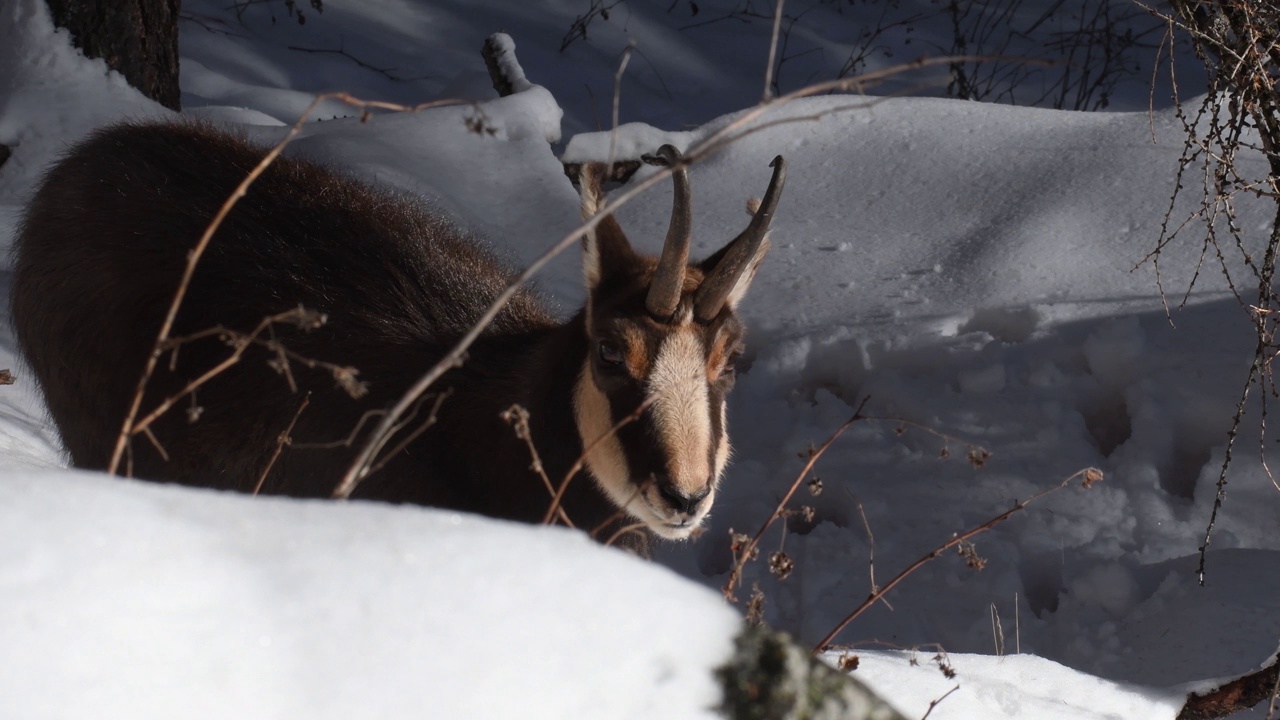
602;521;648;548
921;685;961;720
287;43;423;81
108;93;466;477
291;408;386;450
589;481;650;540
366;389;452;477
542;394;658;526
502;404;576;529
724;397;870;601
762;0;787;103
854;495;891;611
814;467;1103;652
607;41;636;172
253;392;310;495
129;308;359;440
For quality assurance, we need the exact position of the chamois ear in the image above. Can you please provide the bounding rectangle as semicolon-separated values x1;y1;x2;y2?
579;162;640;293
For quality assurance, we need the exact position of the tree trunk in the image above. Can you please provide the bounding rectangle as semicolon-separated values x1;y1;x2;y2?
45;0;181;111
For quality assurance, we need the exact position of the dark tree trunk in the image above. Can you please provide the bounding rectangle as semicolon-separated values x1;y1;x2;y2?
45;0;181;111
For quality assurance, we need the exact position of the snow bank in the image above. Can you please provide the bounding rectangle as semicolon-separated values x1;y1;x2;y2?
4;0;1280;717
0;471;739;719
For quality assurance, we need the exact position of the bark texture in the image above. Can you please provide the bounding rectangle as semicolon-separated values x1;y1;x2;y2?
45;0;181;110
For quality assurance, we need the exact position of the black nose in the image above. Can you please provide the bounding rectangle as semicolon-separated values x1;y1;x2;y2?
657;483;710;515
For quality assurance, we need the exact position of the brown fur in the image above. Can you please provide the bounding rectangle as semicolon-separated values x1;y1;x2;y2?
12;121;776;544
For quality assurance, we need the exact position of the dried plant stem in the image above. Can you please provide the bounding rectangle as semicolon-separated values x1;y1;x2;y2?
140;426;168;462
129;309;357;440
107;92;465;476
606;41;635;171
291;409;385;450
1198;355;1256;583
542;395;658;526
813;467;1102;653
602;521;648;548
723;397;869;600
762;0;786;103
921;686;961;720
854;497;888;609
502;404;576;529
366;389;452;477
253;392;310;495
586;478;658;545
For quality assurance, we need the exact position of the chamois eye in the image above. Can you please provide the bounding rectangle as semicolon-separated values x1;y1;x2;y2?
598;340;625;367
720;350;744;380
726;350;743;372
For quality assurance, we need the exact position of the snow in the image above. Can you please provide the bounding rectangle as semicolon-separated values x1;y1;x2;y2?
1;470;737;720
845;651;1184;719
2;0;1278;717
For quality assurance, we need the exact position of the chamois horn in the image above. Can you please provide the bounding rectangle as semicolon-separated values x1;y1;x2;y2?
693;154;786;323
643;144;692;320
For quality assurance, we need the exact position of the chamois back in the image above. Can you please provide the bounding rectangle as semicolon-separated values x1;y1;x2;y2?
12;121;563;512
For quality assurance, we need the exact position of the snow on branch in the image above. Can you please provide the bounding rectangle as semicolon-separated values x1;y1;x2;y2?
482;32;534;98
1178;648;1280;720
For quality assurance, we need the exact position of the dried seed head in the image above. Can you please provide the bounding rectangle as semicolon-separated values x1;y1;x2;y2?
934;652;956;680
807;475;824;496
267;356;288;375
957;539;986;571
837;653;860;672
1082;467;1104;488
967;447;991;468
333;367;368;399
288;306;327;331
746;584;766;626
769;551;794;581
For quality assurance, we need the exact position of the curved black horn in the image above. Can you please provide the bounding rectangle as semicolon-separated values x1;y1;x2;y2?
693;154;786;322
644;144;692;320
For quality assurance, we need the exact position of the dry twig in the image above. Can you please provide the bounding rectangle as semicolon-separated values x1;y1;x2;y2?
723;397;870;601
107;93;466;477
253;392;310;495
813;467;1103;652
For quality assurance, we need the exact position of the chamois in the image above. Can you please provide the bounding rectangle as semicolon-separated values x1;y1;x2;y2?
10;121;785;543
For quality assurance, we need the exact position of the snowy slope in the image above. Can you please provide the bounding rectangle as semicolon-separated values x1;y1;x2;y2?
2;0;1278;717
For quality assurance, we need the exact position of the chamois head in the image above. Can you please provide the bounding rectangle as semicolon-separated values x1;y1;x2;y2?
575;146;786;540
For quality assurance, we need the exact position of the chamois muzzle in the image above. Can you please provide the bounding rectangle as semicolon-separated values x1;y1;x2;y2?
644;144;693;321
657;481;711;516
693;154;787;323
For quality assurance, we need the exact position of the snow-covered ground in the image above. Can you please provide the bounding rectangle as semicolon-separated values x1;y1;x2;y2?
2;0;1277;717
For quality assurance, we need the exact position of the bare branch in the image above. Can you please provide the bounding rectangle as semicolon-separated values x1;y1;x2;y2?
253;392;310;495
814;467;1103;653
724;398;870;601
108;92;466;476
